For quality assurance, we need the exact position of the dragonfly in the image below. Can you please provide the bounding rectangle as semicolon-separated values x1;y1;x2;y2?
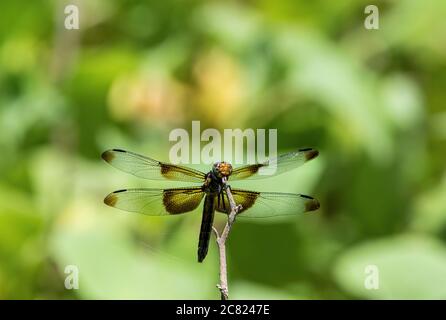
102;148;320;262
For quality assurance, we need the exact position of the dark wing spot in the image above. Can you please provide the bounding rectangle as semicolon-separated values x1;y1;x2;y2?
160;163;194;180
236;193;258;213
104;193;118;207
217;190;259;214
101;150;115;162
160;163;173;179
303;196;320;212
162;189;204;214
302;148;319;161
246;164;262;175
232;164;262;179
112;148;126;152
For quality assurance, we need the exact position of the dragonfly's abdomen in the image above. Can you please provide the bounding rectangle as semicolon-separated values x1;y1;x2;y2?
198;195;216;262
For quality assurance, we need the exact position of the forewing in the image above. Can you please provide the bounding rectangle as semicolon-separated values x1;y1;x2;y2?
102;149;205;182
216;188;320;218
104;187;205;215
230;148;318;180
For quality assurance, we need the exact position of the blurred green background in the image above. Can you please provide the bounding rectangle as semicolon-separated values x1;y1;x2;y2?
1;0;446;299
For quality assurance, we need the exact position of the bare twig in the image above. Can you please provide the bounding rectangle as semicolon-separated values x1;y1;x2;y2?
213;177;242;300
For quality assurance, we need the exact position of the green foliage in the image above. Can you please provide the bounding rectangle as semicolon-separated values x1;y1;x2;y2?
334;235;446;299
0;0;445;299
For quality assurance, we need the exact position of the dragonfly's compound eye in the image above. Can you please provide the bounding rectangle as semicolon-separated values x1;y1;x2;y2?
213;162;233;178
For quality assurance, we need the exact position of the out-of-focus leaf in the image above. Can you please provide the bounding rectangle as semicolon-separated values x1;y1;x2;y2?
383;0;446;58
30;148;76;217
431;112;446;140
411;173;446;233
50;201;216;299
0;186;44;299
193;3;261;52
274;29;393;164
380;74;424;130
334;235;446;299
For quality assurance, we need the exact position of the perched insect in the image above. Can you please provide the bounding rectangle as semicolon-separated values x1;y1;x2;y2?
102;148;320;262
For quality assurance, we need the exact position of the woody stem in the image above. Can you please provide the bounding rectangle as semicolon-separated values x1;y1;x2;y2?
212;177;242;300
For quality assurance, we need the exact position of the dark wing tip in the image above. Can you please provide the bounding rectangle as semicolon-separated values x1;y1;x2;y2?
301;195;320;212
101;148;127;162
104;189;127;207
301;148;319;161
104;193;118;207
101;150;115;162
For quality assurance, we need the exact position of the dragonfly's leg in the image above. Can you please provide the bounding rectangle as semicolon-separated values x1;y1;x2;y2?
222;191;226;211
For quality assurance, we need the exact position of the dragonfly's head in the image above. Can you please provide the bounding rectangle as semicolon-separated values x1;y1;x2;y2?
212;161;233;178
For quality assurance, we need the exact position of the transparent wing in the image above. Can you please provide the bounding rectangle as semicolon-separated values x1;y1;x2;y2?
104;187;205;216
102;149;206;182
216;188;320;218
230;148;318;180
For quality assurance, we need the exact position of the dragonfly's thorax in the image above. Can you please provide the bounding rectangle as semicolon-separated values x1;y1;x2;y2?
201;162;233;195
202;170;225;195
